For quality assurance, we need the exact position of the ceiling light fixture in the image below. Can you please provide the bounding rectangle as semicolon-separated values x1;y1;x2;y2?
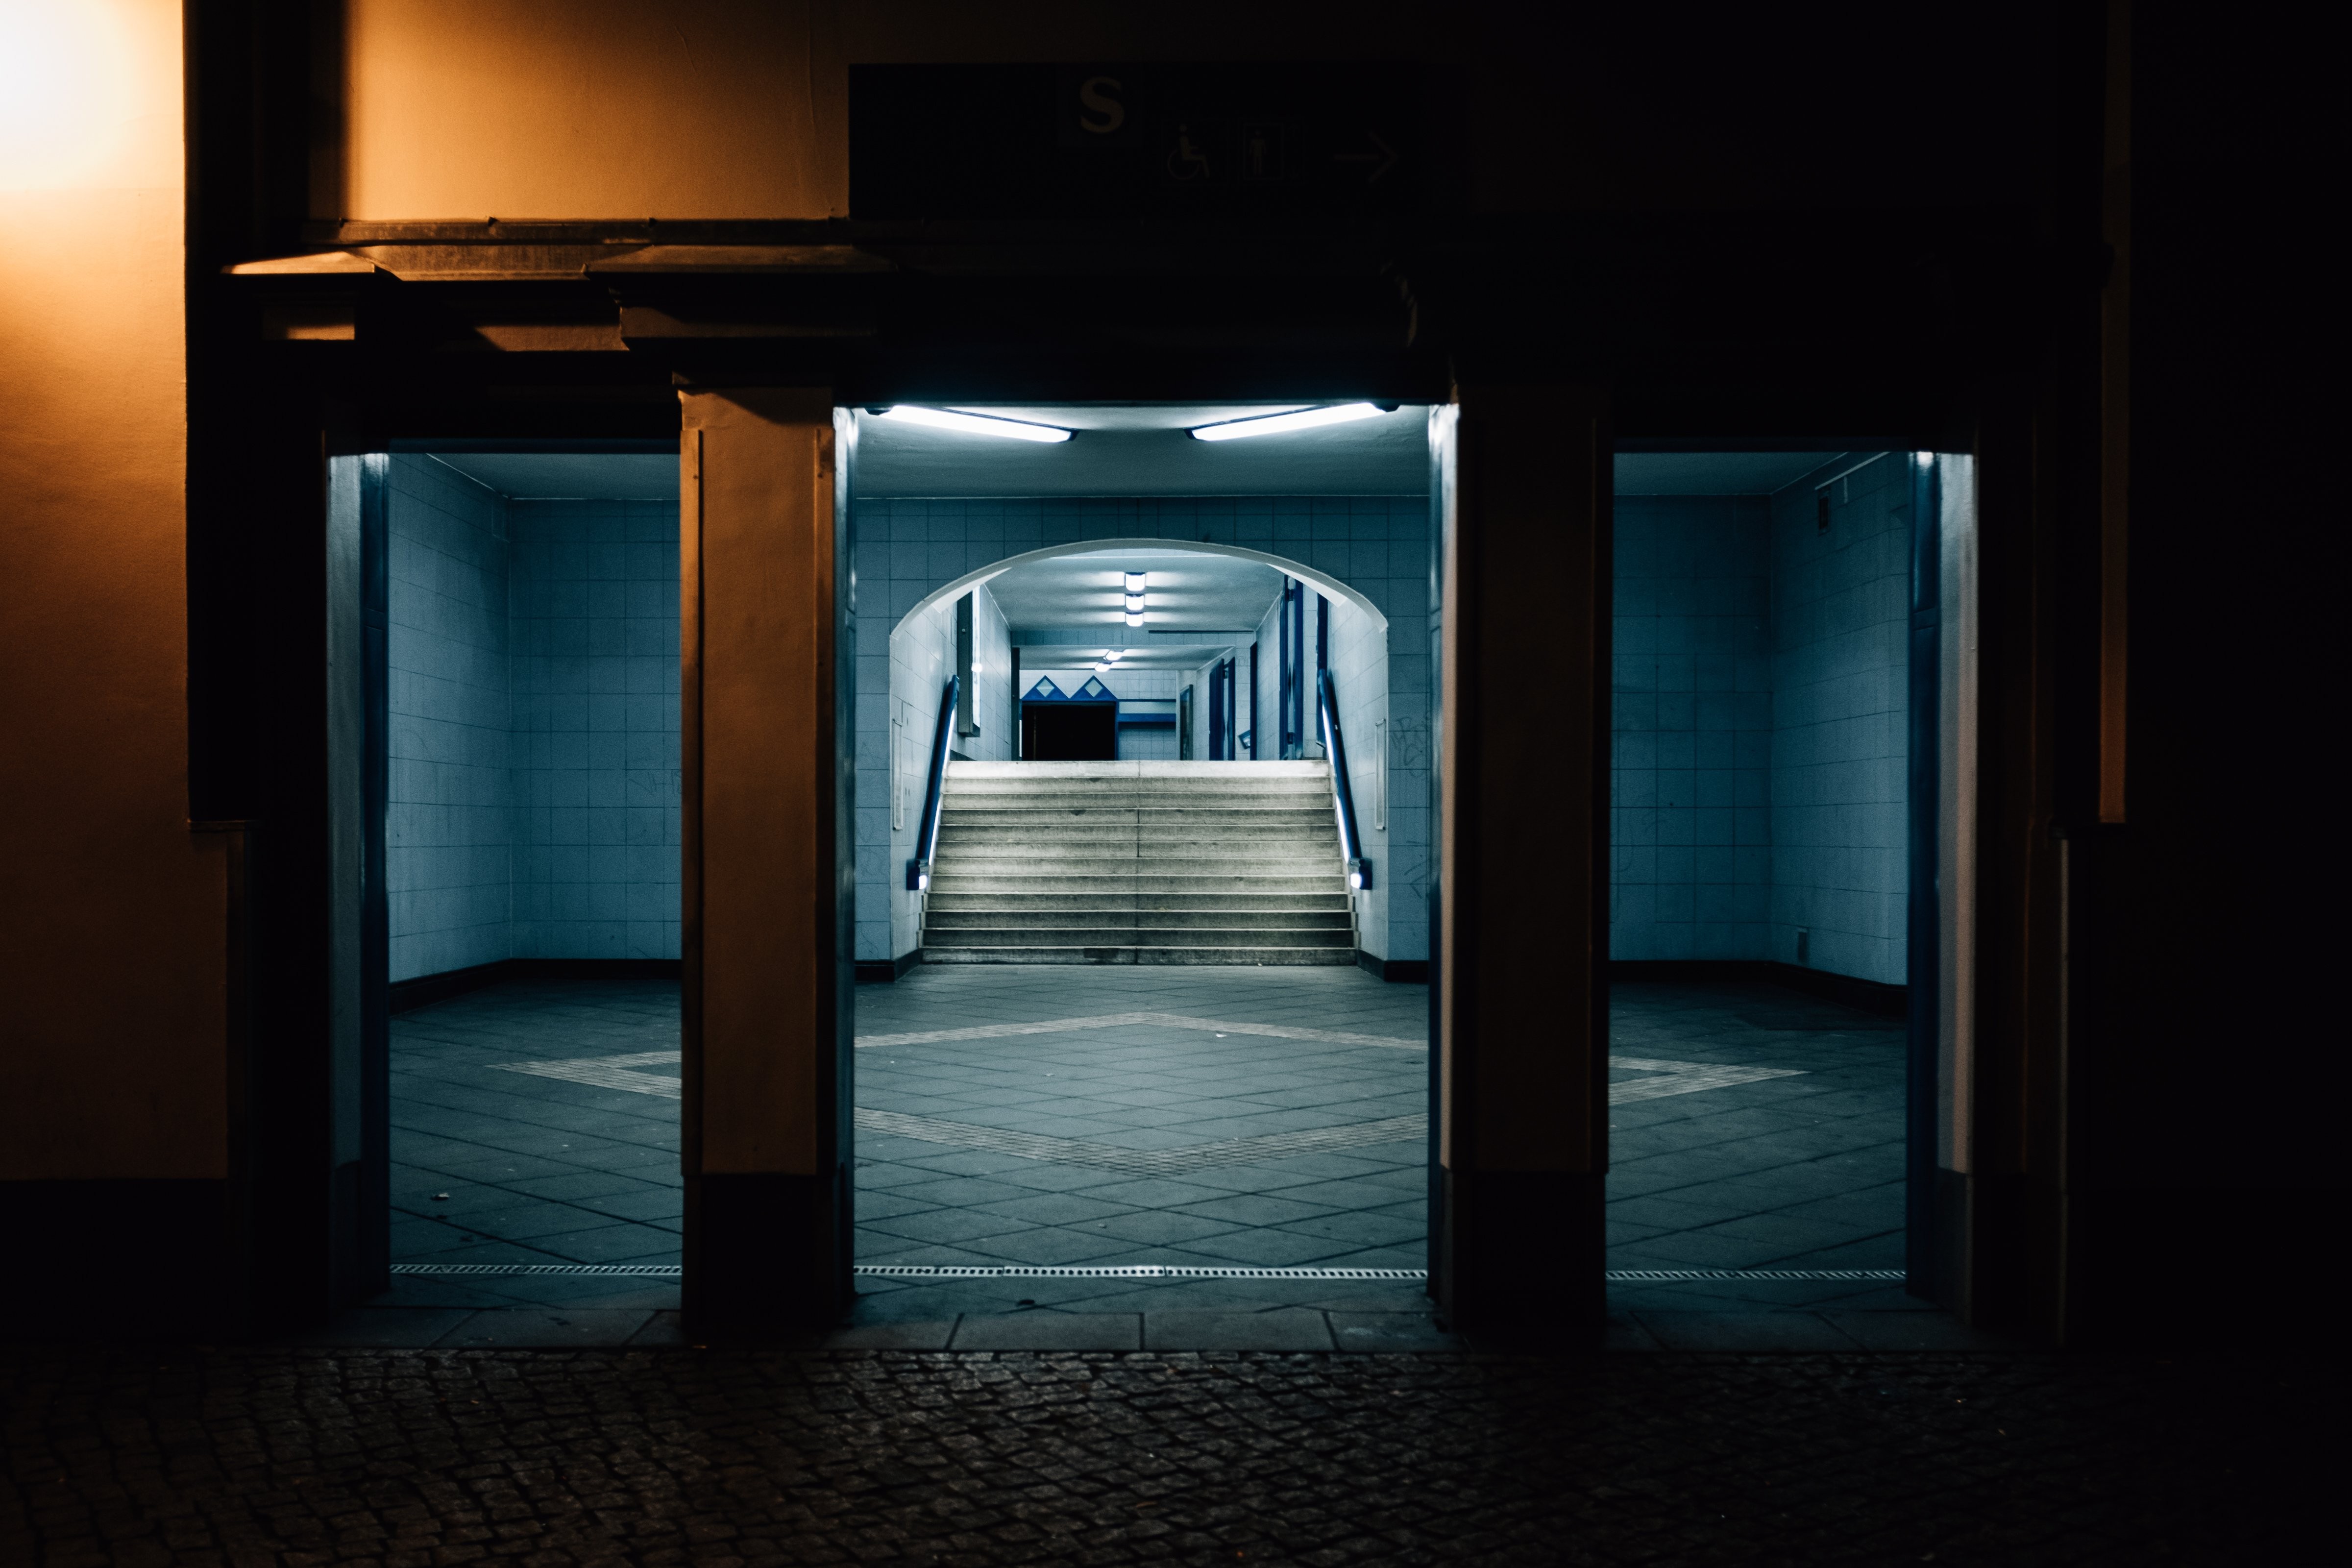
872;406;1073;443
1125;569;1148;627
1188;404;1388;441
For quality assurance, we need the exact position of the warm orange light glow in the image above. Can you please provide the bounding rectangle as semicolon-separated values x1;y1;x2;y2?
0;0;135;190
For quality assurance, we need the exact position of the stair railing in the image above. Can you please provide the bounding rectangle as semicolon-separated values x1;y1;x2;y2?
906;675;958;892
1316;668;1371;892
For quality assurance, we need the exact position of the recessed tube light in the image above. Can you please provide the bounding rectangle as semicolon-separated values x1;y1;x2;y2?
1189;404;1387;441
873;406;1073;443
1125;611;1145;627
1124;571;1148;592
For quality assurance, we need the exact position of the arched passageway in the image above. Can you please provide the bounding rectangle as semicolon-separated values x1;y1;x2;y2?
858;520;1430;978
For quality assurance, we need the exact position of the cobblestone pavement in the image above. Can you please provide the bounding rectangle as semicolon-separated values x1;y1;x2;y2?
2;1347;2329;1566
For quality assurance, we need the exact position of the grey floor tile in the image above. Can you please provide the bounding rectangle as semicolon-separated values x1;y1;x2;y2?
292;1308;477;1347
1144;1309;1335;1351
1823;1311;2014;1351
1176;1193;1344;1227
1088;1210;1246;1246
824;1319;958;1349
950;1313;1141;1350
1329;1312;1462;1351
527;1225;680;1264
1630;1312;1865;1352
430;1308;662;1348
964;1191;1141;1227
859;1209;1041;1246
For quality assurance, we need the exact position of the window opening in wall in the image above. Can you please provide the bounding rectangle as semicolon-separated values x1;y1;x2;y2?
372;443;685;1313
850;401;1432;1326
1607;443;1970;1330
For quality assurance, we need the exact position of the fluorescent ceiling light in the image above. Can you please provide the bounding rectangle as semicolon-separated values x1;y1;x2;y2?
1126;612;1145;627
874;407;1073;443
1124;571;1148;592
1189;404;1386;441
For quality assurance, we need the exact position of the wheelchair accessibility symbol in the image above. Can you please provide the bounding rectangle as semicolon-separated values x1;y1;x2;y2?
1165;124;1211;182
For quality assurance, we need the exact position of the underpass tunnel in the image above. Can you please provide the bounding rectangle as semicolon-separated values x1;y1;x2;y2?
848;402;1435;1331
1603;448;1972;1342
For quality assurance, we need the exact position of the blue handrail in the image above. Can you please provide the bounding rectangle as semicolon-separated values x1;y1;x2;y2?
1317;668;1371;892
906;675;958;892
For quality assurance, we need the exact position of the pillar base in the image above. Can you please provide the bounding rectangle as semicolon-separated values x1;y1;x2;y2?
1434;1168;1605;1339
684;1171;852;1335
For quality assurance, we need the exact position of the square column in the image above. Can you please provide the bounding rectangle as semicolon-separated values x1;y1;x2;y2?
1431;387;1612;1335
679;389;857;1332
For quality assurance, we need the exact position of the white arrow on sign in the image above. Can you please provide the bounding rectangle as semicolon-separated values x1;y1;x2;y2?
1333;129;1397;184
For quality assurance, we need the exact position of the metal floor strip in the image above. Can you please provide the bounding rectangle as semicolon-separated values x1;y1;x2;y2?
391;1263;682;1276
390;1262;1906;1283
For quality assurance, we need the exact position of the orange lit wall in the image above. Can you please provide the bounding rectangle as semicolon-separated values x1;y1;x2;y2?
340;0;850;220
0;0;227;1178
333;0;1443;222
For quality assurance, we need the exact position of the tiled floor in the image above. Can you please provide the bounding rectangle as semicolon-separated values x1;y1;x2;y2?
382;965;1917;1336
1605;980;1911;1317
385;978;683;1315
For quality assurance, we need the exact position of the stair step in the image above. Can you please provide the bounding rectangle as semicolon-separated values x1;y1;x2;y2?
945;814;1330;825
922;760;1352;967
926;926;1351;949
924;908;1354;931
928;874;1348;894
935;857;1341;876
923;892;1355;912
923;945;1358;967
936;823;1337;842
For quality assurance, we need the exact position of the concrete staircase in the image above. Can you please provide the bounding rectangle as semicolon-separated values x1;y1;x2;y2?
920;760;1356;965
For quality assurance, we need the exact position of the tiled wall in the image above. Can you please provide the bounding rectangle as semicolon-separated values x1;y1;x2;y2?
386;457;513;982
856;496;1429;966
1769;456;1910;985
1610;497;1774;961
1250;591;1286;760
883;583;1012;957
1608;460;1912;985
1325;591;1394;957
506;500;682;961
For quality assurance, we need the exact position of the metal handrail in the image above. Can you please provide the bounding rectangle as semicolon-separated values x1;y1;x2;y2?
906;675;958;892
1317;668;1372;892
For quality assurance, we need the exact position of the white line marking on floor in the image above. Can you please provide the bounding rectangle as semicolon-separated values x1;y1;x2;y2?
853;1011;1425;1050
492;1055;682;1097
857;1106;1427;1176
491;1046;1805;1114
1609;1058;1809;1101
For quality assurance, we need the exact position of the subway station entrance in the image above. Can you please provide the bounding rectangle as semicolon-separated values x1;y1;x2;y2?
159;46;2092;1352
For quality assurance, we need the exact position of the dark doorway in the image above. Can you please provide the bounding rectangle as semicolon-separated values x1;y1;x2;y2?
1021;701;1117;760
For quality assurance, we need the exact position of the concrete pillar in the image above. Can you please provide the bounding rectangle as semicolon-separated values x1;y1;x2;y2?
1430;386;1612;1335
679;389;857;1333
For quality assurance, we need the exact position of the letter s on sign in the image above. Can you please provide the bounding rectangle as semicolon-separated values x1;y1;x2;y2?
1078;76;1125;135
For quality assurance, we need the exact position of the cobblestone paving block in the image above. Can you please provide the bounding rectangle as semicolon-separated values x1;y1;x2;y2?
1;1347;2332;1566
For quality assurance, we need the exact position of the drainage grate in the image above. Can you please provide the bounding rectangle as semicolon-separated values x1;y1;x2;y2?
1607;1269;1907;1282
855;1264;1425;1281
390;1263;681;1277
385;1263;1905;1283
